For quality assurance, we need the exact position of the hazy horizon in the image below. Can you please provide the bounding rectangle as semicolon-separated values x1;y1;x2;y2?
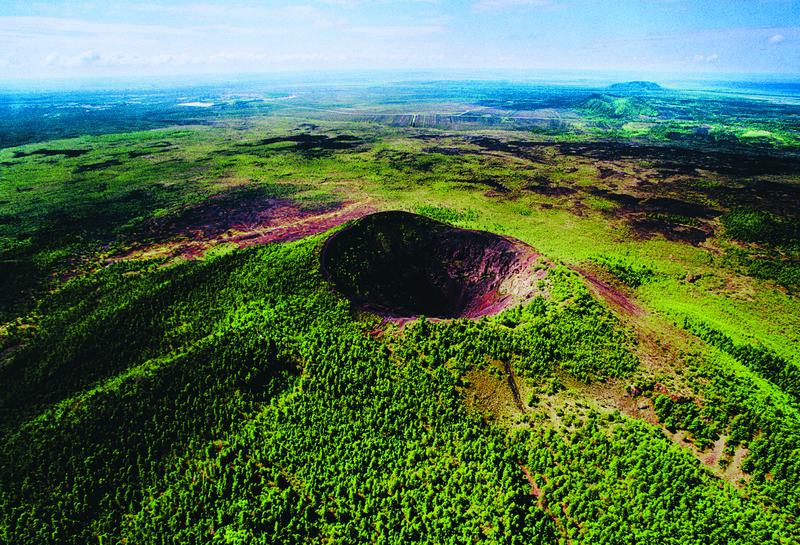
4;68;800;95
1;0;799;82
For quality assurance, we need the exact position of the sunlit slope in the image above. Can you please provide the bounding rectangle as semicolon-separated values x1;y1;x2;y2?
0;229;794;544
0;111;799;543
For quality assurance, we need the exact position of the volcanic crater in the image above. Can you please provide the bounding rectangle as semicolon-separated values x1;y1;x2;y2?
321;211;542;319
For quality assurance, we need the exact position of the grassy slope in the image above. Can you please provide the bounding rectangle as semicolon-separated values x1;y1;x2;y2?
0;235;792;545
1;113;799;542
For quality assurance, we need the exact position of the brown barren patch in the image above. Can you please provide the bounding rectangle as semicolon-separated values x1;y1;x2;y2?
574;267;644;317
113;197;376;262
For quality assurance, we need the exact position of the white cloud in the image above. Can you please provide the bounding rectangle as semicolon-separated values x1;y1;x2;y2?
0;16;184;38
472;0;552;10
768;33;785;43
599;26;800;46
315;0;439;5
44;50;206;68
346;24;446;37
132;3;348;27
39;49;450;70
0;7;453;45
44;50;102;68
314;0;363;6
692;53;719;62
0;9;345;41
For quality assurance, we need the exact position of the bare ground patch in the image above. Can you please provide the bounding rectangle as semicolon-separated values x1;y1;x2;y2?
563;270;752;486
113;194;376;261
574;266;644;317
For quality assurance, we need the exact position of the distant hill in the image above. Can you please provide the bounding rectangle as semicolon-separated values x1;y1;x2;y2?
579;93;659;119
608;81;664;92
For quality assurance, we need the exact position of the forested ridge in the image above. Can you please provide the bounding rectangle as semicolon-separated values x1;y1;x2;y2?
1;232;797;544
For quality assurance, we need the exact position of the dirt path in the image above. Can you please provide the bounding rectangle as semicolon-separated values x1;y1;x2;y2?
574;267;644;317
516;461;573;544
517;462;542;498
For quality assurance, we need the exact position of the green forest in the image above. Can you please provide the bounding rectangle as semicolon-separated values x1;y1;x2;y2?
1;78;800;544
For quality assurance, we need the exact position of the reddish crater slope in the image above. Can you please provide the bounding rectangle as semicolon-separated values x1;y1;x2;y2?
321;211;540;319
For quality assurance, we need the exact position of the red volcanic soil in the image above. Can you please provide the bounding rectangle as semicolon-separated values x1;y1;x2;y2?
575;267;644;317
321;211;543;320
222;199;375;249
115;195;375;261
517;462;543;498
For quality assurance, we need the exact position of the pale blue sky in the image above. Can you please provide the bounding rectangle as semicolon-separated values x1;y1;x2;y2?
1;0;798;79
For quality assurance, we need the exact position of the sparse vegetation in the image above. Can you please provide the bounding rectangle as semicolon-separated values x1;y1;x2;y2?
590;254;656;288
